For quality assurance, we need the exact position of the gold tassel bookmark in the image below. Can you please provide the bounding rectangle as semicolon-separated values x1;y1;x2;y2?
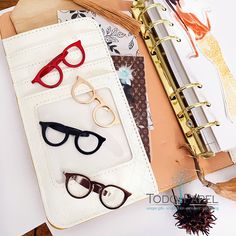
181;145;236;201
72;0;141;36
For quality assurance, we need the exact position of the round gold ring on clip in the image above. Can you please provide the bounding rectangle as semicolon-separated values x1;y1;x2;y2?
144;19;174;38
138;3;167;21
186;121;220;137
151;35;181;54
92;105;118;128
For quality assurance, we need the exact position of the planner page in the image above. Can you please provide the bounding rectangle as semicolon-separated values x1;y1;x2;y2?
154;0;236;151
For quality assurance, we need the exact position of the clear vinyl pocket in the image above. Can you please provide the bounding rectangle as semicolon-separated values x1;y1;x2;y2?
17;73;157;227
19;74;134;189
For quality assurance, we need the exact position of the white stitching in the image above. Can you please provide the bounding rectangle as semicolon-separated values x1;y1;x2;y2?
6;31;99;58
5;17;157;226
14;58;111;86
3;18;98;42
10;43;105;73
30;81;134;188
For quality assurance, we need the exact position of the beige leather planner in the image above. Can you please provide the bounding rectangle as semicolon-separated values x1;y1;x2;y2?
0;0;233;195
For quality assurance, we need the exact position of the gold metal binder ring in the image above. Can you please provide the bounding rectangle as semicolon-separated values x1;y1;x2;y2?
186;121;220;137
170;83;203;100
178;101;211;118
138;3;167;21
151;36;181;54
144;20;174;38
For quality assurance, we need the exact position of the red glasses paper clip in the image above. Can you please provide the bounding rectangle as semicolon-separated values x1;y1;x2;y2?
32;40;86;89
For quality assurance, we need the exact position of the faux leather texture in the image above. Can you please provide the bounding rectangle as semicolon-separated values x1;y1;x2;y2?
2;18;157;228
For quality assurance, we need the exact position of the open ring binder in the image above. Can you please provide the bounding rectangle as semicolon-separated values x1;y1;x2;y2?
138;3;167;21
151;35;181;54
178;101;211;118
144;19;174;38
132;1;218;158
186;121;220;138
170;83;203;100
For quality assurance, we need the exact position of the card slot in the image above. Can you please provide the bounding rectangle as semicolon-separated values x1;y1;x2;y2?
7;31;103;64
10;43;107;75
3;18;102;55
16;71;115;98
17;71;114;100
12;59;115;98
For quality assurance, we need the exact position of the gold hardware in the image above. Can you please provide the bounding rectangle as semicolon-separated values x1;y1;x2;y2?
200;151;216;159
138;3;167;21
170;83;202;100
131;4;216;158
178;101;211;118
151;36;181;54
144;19;174;38
72;76;120;128
186;121;220;137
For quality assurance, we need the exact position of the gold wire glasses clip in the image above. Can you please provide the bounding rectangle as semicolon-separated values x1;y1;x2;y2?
71;76;120;128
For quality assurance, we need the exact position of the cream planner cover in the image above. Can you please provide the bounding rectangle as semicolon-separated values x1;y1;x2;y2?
2;18;157;228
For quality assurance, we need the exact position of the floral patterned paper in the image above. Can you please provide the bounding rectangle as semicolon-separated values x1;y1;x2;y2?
58;10;139;56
